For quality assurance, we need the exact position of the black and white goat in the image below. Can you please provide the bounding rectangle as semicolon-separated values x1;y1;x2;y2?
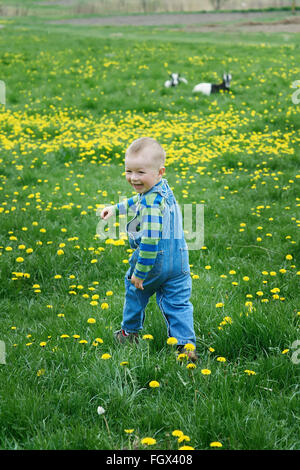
164;73;188;88
193;73;232;95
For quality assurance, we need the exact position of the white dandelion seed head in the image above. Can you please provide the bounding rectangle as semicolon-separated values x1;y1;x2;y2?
97;406;106;415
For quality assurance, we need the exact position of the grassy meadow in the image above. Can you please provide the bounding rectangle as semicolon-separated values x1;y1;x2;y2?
0;7;299;450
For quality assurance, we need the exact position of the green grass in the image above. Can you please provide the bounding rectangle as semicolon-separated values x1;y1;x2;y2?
0;8;299;450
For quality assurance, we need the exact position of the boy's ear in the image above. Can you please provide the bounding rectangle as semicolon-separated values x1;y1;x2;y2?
159;167;166;176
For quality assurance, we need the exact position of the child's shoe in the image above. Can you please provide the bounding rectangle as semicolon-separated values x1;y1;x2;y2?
114;329;139;344
177;344;198;363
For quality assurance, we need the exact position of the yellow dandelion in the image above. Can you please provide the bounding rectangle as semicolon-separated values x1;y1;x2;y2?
183;343;195;351
101;353;111;360
210;441;222;448
177;353;188;361
167;337;178;345
172;430;184;438
186;363;196;369
94;337;103;344
201;369;211;375
149;380;160;388
223;316;232;324
270;288;280;293
142;334;154;340
141;437;156;446
178;435;190;443
87;318;96;324
216;356;226;362
179;446;195;450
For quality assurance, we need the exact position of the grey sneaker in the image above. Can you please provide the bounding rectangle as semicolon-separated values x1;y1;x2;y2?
114;329;139;344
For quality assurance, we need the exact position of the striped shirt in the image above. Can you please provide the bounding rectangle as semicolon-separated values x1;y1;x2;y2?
115;182;165;280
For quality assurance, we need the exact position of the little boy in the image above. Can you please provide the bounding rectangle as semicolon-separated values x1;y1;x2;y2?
101;137;197;361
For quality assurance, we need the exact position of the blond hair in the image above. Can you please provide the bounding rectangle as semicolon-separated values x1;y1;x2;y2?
125;137;166;169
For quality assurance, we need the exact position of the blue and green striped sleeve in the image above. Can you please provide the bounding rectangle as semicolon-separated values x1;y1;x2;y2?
115;195;139;215
134;193;164;280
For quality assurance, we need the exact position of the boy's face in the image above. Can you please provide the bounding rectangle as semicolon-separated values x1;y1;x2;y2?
125;147;165;194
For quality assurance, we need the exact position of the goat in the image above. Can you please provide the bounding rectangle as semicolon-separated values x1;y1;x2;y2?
192;73;232;95
164;73;188;88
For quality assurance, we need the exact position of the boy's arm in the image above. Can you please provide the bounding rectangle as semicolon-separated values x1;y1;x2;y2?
133;195;163;280
96;194;138;220
116;194;139;215
100;194;139;220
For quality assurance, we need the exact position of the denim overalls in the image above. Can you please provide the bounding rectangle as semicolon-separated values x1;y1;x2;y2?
122;179;196;347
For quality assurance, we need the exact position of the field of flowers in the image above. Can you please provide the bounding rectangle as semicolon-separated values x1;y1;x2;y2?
0;14;299;450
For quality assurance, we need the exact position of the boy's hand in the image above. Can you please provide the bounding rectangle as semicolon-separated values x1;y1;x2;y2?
101;206;114;220
130;274;144;290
